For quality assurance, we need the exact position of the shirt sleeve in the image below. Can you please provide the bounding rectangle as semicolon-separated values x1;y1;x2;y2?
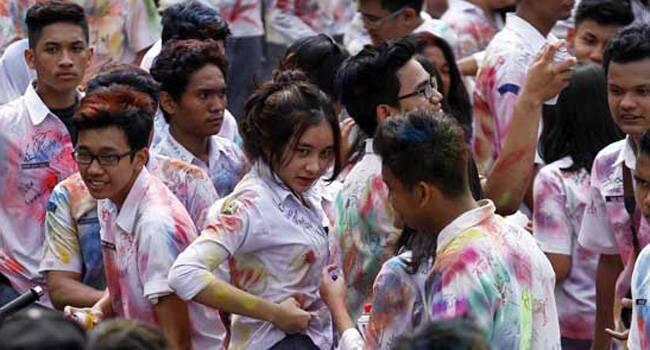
366;262;419;349
185;171;220;231
533;167;572;255
365;174;402;255
169;194;256;300
40;183;83;274
126;0;161;53
137;208;197;300
338;328;365;350
629;246;650;350
578;161;619;254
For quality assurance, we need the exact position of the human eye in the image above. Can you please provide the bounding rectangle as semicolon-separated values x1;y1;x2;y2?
320;148;334;160
97;154;120;166
608;85;623;96
44;45;59;54
296;147;310;157
74;151;93;164
637;86;650;97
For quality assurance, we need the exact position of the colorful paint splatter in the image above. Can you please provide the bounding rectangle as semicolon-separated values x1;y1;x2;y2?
440;0;501;59
169;161;333;349
533;157;597;340
425;200;561;349
330;140;401;323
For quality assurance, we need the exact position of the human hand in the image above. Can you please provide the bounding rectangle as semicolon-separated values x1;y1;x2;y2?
605;298;633;340
319;265;347;309
522;41;576;102
272;297;311;334
63;305;103;330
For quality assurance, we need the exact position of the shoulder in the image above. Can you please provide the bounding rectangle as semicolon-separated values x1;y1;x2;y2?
151;154;211;181
592;139;626;181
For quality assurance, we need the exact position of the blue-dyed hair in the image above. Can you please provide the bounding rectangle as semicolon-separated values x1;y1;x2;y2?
374;108;468;196
161;0;230;44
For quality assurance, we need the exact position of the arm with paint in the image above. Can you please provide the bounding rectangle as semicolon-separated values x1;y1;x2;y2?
484;42;575;215
168;197;311;334
41;181;104;309
319;265;364;350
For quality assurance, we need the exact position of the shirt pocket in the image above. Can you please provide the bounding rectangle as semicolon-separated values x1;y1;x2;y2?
18;161;59;207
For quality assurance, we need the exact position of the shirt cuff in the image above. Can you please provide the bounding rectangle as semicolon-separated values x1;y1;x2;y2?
144;279;174;302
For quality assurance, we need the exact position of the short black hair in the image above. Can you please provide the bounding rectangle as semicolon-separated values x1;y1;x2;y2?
395;318;489;350
575;0;634;28
161;0;230;44
377;0;424;13
241;70;342;181
603;23;650;73
74;86;154;153
150;39;228;122
280;34;350;99
540;64;623;172
374;108;468;196
336;38;415;135
0;307;86;350
86;64;161;109
25;0;89;49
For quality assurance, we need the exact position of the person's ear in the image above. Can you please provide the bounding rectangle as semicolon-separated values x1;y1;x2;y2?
376;104;400;124
25;47;35;70
133;147;149;170
159;91;178;120
414;181;432;209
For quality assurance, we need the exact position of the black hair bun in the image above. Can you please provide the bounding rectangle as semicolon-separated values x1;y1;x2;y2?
271;69;309;86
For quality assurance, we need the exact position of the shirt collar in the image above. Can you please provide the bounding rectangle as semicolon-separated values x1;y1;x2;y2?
24;81;53;126
436;199;495;254
115;167;151;233
505;13;557;53
614;135;637;170
164;134;223;168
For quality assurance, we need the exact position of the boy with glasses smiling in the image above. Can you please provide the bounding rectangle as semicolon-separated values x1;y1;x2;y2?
67;85;225;349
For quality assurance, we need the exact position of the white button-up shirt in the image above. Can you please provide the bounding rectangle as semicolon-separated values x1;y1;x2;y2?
98;167;226;349
0;82;78;302
533;156;597;340
153;133;249;198
170;161;333;349
441;0;503;59
472;13;558;174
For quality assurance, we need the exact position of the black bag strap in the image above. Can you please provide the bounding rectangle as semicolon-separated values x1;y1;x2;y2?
622;163;642;256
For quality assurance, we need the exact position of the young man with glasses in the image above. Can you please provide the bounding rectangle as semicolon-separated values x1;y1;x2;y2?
0;1;91;307
67;85;225;349
344;0;460;56
39;67;220;316
332;37;443;324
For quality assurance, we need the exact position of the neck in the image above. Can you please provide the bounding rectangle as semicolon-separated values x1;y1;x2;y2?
170;123;211;163
406;16;424;34
111;167;142;211
516;5;555;37
632;135;640;155
35;81;77;109
429;193;478;234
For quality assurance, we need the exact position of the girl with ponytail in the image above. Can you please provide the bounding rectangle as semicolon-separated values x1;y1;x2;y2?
169;70;341;350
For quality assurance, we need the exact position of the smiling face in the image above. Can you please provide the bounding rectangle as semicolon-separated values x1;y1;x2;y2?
25;22;92;96
396;59;443;112
274;118;336;194
76;126;147;207
166;64;227;137
607;59;650;140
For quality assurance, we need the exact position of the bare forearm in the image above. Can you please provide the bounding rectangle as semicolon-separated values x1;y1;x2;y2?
592;254;624;350
155;295;192;350
329;300;355;335
484;92;542;215
47;273;105;310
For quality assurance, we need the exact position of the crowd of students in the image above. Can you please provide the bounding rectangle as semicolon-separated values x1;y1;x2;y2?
0;0;650;349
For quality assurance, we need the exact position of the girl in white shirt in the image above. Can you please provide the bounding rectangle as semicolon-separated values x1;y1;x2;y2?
169;71;341;350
